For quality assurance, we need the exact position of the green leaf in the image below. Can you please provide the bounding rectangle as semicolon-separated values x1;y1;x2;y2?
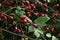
47;0;50;2
26;17;33;23
46;33;52;37
16;10;25;16
15;6;25;16
34;16;50;23
21;8;25;11
34;28;44;38
13;21;16;25
20;11;25;16
34;16;50;26
34;30;40;38
47;0;54;3
13;15;20;21
52;36;59;40
16;6;21;10
36;22;46;26
28;26;34;32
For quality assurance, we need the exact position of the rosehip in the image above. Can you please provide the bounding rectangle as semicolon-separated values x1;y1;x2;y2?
21;3;24;7
25;6;29;11
57;33;60;38
9;16;13;21
34;12;39;17
21;15;26;19
26;12;30;14
45;27;49;31
30;4;35;10
27;12;31;17
51;15;55;19
43;3;48;8
3;1;9;5
43;0;47;3
0;13;3;17
42;14;46;17
51;27;55;32
20;19;27;23
35;1;39;5
13;27;17;33
28;5;31;10
32;23;38;28
56;3;59;7
3;16;7;21
17;29;21;33
0;4;2;7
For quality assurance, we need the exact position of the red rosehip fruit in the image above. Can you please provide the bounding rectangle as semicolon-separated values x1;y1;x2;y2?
0;13;3;17
32;23;38;28
45;27;49;31
30;4;35;10
43;3;48;8
34;12;39;17
28;5;31;10
0;4;2;7
13;27;17;33
35;1;39;5
21;15;26;19
43;0;47;3
27;12;31;17
42;14;46;17
56;3;59;7
17;29;21;33
51;27;55;32
3;1;9;5
3;16;7;21
51;15;56;19
21;3;25;7
20;19;27;23
57;33;60;38
25;6;29;11
26;12;30;14
9;16;13;21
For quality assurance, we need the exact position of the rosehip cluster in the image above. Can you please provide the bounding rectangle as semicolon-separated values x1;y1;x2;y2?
20;15;27;23
0;13;14;21
13;27;21;33
25;4;35;12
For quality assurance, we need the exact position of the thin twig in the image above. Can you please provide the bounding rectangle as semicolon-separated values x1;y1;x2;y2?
1;28;36;40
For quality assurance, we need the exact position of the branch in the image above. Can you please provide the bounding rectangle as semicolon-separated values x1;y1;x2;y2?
0;28;36;40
